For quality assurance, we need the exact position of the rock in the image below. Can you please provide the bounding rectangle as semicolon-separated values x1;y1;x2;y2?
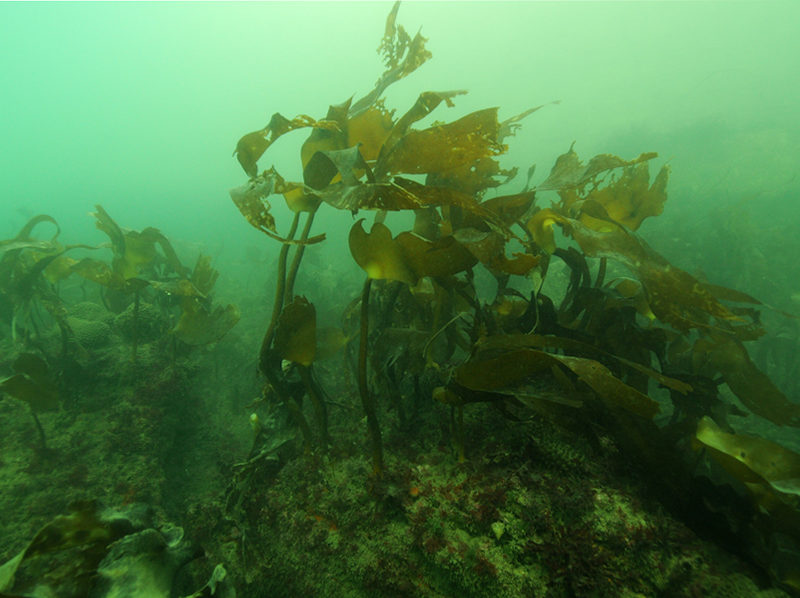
67;316;112;349
69;301;113;324
114;302;166;344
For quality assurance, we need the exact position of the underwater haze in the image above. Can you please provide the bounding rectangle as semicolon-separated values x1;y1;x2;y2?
2;1;798;248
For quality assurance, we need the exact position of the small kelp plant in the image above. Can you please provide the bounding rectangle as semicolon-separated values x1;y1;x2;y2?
1;207;240;460
0;214;95;356
82;206;240;356
230;2;800;591
0;207;239;362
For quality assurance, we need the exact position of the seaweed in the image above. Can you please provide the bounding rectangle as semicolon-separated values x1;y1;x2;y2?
77;206;239;356
0;215;90;356
0;501;232;598
228;2;800;591
0;353;58;449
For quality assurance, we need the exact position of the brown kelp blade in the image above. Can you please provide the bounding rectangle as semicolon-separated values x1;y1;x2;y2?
304;145;373;190
346;102;395;162
235;113;339;177
350;1;432;116
535;212;763;337
350;219;484;282
349;219;416;284
91;205;126;257
475;333;692;395
526;208;563;254
0;214;60;254
173;302;240;346
453;228;539;276
374;90;466;177
274;296;317;366
0;353;59;412
381;107;504;176
538;143;657;192
395;232;477;279
300;100;352;172
481;191;536;227
188;254;219;296
0;237;58;256
695;416;800;497
580;162;669;231
498;103;556;142
455;348;659;419
694;335;800;426
91;206;188;280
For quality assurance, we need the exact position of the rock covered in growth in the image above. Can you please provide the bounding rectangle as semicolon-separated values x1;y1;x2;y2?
67;316;113;349
114;301;167;344
217;405;790;598
69;300;114;324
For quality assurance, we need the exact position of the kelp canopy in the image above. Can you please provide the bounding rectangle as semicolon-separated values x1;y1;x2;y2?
229;2;800;592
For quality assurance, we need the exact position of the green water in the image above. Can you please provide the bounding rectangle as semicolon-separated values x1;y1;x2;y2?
2;2;799;596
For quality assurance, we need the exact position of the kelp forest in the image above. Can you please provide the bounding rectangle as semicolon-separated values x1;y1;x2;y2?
1;3;799;597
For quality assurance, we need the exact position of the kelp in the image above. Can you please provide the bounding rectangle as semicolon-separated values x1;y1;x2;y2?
358;277;383;473
235;114;340;178
0;501;128;596
228;7;800;585
171;255;240;346
0;215;60;251
695;416;800;502
0;207;239;358
527;205;764;338
454;228;539;276
692;334;800;426
91;205;188;282
376;1;430;80
84;207;239;348
0;501;231;598
274;296;316;366
453;347;659;419
391;103;552;199
173;302;240;347
230;169;326;244
351;0;432;116
348;219;481;284
474;333;692;395
230;171;282;234
349;220;417;284
395;232;478;279
580;161;669;231
188;255;218;296
0;353;58;413
0;202;239;357
0;215;89;353
0;353;58;449
380;107;504;175
272;296;332;448
346;101;395;163
538;143;657;194
694;417;800;592
481;191;536;227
